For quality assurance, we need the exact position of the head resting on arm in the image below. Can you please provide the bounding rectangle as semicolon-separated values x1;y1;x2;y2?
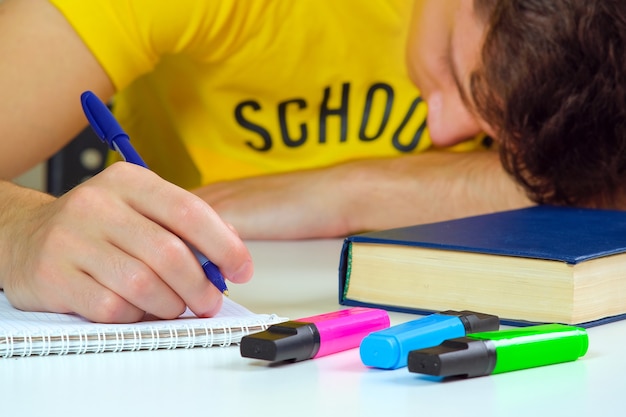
472;0;626;207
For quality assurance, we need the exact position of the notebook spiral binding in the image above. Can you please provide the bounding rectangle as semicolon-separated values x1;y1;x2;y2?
0;316;280;358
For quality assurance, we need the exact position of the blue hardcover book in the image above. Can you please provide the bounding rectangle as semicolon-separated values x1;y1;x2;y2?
339;206;626;327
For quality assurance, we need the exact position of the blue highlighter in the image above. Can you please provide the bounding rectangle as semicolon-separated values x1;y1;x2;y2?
359;310;499;369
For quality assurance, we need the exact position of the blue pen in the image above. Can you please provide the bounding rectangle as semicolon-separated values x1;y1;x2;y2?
359;310;499;369
80;90;229;296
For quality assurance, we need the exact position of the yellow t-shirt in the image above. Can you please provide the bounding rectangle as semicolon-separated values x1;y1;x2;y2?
51;0;480;189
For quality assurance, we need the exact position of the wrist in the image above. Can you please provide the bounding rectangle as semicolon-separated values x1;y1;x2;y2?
0;181;55;289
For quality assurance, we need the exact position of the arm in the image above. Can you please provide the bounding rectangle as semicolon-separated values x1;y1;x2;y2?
194;149;533;239
0;0;252;322
0;0;110;180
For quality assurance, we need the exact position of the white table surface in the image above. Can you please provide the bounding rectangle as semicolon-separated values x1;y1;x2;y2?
1;239;624;417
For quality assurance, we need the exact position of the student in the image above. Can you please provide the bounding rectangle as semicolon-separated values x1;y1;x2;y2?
1;0;622;322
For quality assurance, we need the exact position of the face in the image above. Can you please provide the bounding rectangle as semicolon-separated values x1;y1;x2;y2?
407;0;495;146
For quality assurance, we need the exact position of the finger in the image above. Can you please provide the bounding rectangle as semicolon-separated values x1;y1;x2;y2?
105;163;254;283
12;255;147;324
60;187;200;318
103;222;225;318
225;221;241;238
43;179;195;320
73;172;225;317
58;271;147;324
48;211;189;320
75;240;189;320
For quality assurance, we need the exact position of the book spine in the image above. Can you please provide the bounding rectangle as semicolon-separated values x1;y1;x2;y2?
338;238;352;304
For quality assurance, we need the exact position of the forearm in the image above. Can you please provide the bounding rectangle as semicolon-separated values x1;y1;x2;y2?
334;150;533;234
196;150;533;240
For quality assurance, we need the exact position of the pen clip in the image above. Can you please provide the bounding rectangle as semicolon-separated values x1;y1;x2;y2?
81;91;147;167
80;91;128;150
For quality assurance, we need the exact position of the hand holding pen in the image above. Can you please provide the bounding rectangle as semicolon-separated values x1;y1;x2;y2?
77;91;254;313
80;91;232;296
0;92;253;324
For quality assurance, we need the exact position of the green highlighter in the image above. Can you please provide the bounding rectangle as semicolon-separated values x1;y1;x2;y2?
407;323;588;378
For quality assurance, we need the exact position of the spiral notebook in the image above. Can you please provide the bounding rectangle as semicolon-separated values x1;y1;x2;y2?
0;292;286;358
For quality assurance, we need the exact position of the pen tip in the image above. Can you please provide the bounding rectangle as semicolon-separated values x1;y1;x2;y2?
223;290;230;297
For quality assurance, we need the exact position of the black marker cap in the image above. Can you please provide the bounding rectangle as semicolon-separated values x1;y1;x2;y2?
240;321;320;362
440;310;500;334
407;337;496;378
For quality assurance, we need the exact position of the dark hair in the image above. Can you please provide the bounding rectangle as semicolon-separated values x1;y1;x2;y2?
471;0;626;207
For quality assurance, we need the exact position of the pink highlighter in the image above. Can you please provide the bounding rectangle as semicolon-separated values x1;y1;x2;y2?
240;308;390;362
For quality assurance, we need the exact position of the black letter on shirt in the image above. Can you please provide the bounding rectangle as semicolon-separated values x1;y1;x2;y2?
359;83;394;141
319;83;349;143
278;99;308;147
235;100;272;151
392;97;427;152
